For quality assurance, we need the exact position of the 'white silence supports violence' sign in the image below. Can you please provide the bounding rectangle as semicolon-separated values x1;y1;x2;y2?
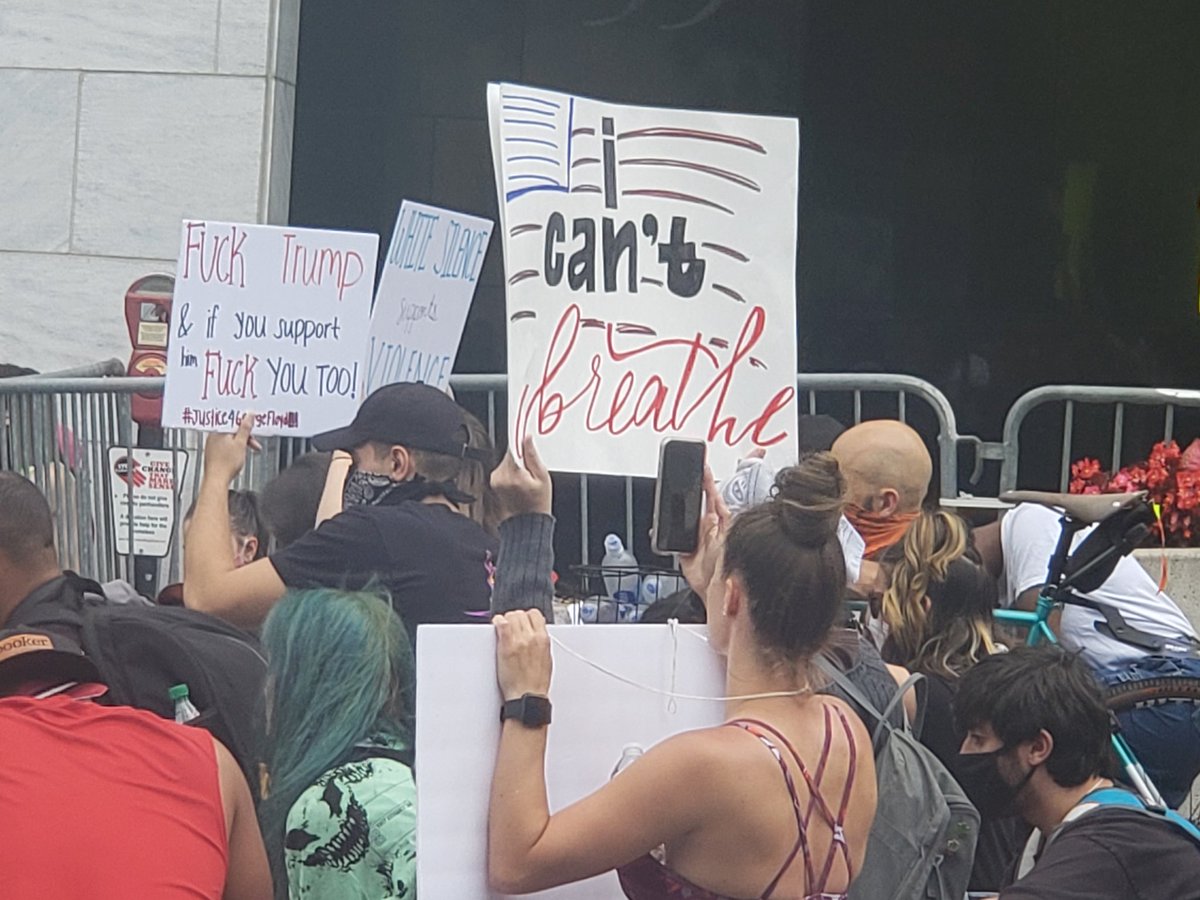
488;83;799;477
161;220;379;437
364;200;494;395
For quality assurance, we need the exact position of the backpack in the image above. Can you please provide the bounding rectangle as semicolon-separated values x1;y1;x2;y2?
817;658;980;900
1060;787;1200;845
8;573;267;781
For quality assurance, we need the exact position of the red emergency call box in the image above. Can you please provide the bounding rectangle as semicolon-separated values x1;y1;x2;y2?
124;274;175;427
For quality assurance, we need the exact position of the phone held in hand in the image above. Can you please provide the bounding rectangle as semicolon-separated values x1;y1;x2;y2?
651;439;706;555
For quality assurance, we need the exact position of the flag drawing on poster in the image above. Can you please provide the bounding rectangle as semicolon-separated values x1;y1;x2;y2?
161;221;379;437
364;201;494;395
488;83;799;477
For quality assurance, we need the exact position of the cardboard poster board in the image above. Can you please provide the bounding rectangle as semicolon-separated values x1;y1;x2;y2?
364;200;494;395
415;623;726;899
161;220;379;437
488;83;800;477
107;448;189;556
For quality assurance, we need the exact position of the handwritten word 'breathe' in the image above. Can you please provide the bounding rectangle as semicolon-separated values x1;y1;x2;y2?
514;304;794;450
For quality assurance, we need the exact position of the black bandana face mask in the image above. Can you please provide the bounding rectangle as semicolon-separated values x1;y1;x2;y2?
955;746;1037;819
343;469;399;507
343;467;477;509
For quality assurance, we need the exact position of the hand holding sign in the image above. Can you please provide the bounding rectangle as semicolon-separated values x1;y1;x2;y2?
201;414;261;486
490;436;553;519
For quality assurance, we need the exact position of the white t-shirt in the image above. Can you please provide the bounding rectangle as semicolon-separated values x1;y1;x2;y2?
1000;503;1197;672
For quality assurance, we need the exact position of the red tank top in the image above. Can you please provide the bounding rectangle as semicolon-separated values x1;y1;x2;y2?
0;696;228;899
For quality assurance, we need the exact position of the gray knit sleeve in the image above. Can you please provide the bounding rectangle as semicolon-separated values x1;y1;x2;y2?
493;513;556;617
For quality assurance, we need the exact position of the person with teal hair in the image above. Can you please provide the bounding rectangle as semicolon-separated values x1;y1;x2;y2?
257;588;416;900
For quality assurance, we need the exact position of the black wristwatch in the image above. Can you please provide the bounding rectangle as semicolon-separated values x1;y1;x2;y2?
500;693;552;727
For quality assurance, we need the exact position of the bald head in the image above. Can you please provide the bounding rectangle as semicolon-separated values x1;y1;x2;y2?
831;420;932;515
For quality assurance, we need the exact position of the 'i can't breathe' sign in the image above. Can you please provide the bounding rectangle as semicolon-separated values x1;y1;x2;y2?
161;220;379;437
488;83;800;478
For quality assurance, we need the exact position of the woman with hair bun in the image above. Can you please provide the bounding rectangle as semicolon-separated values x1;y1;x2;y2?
488;450;877;900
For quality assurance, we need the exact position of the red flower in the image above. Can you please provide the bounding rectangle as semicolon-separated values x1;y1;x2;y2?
1069;457;1109;494
1070;439;1200;547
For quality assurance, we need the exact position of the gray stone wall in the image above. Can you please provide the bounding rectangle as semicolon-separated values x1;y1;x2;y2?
0;0;299;369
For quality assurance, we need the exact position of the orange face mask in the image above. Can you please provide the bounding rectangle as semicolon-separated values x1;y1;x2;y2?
844;506;919;559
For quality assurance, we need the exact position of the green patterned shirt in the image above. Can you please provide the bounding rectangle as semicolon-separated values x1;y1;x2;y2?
284;739;416;899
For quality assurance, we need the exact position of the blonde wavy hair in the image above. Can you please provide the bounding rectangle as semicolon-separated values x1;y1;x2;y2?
880;510;998;679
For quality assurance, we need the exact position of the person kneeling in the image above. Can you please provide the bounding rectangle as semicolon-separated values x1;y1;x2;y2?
954;646;1200;899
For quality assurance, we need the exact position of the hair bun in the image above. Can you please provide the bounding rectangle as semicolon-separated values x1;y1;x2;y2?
769;452;845;546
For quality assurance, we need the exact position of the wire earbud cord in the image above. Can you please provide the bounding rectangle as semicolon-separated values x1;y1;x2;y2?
547;620;811;703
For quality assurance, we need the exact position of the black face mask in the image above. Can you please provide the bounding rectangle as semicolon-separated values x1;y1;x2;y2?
955;746;1037;819
343;468;476;508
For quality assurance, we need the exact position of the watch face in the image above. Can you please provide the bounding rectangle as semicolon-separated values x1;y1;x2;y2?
503;694;551;726
523;695;551;726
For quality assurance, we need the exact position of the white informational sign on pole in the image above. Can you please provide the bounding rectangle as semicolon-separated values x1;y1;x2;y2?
161;220;379;437
107;448;189;557
415;624;726;899
364;200;494;395
488;83;800;477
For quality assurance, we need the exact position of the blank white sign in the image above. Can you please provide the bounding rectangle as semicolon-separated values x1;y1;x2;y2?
415;624;727;899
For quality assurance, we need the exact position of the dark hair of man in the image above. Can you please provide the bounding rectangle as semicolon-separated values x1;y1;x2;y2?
260;452;332;549
369;411;501;533
722;452;847;666
954;645;1112;786
184;489;270;558
228;490;269;560
0;472;56;565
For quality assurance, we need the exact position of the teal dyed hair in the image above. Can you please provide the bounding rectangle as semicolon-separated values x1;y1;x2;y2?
257;588;414;897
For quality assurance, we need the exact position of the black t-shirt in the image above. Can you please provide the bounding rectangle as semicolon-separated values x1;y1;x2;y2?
270;503;498;635
1001;808;1200;899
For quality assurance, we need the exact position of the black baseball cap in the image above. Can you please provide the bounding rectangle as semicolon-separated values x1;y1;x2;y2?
0;628;104;695
312;382;486;459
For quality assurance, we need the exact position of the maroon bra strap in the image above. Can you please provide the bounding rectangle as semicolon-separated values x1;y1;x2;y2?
728;706;860;896
727;718;812;898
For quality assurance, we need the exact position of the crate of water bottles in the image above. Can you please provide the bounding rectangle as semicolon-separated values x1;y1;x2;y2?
563;533;688;623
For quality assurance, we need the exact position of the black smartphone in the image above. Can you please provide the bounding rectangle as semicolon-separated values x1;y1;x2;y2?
651;439;706;555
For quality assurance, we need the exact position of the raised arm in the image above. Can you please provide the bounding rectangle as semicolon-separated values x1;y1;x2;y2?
184;415;286;627
490;437;555;618
314;450;352;526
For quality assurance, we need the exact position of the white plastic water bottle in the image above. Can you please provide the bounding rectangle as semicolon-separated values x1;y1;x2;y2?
170;683;201;724
610;743;645;779
640;574;663;609
601;534;640;604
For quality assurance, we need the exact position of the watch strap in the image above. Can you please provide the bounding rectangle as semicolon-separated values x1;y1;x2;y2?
500;693;552;727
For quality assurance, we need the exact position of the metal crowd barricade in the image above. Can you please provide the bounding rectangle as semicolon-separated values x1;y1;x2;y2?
1;370;969;587
0;375;283;587
997;385;1200;493
449;372;968;567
